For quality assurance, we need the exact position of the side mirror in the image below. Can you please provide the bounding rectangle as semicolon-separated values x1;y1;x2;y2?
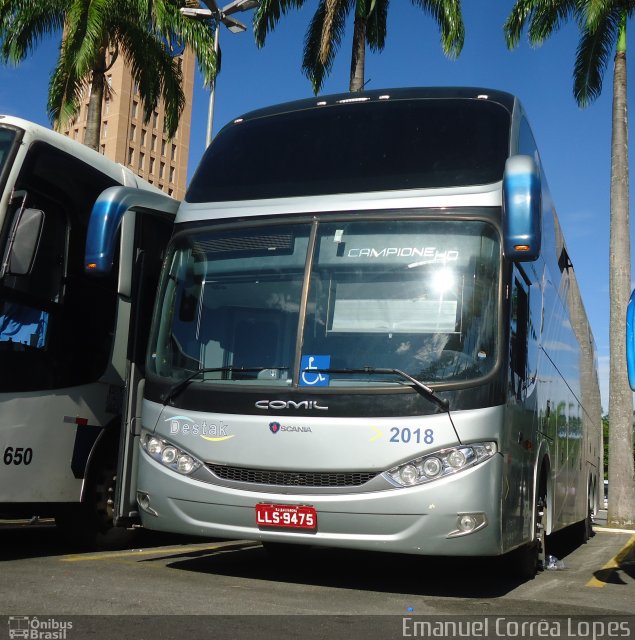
627;289;635;390
85;186;179;276
1;208;45;277
85;186;179;299
502;155;542;262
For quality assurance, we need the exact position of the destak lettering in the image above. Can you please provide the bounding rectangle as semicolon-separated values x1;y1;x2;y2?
167;417;232;439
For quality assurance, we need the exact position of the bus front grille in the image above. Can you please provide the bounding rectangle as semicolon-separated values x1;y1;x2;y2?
206;464;378;488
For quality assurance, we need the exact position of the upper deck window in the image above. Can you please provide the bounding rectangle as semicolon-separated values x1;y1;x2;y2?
186;98;511;203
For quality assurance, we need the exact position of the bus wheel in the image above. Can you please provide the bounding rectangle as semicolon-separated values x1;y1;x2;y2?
571;493;593;545
510;495;546;580
91;462;137;550
579;500;593;543
56;461;136;550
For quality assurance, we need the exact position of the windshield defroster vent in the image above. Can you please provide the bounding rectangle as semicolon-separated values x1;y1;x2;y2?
193;233;294;256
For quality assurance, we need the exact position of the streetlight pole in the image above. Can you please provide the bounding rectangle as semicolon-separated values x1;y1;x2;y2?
207;19;221;147
181;0;259;147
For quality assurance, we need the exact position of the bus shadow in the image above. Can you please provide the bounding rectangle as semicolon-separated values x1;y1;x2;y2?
0;520;73;560
159;544;529;598
157;526;593;598
0;520;209;561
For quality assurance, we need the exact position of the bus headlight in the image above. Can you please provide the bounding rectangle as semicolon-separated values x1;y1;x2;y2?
419;457;442;478
384;442;497;488
140;431;202;476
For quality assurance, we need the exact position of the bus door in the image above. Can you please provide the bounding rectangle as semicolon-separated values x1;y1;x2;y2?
115;210;173;526
505;267;538;545
84;187;178;527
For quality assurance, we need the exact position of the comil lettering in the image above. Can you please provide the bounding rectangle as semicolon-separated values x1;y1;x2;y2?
255;400;328;411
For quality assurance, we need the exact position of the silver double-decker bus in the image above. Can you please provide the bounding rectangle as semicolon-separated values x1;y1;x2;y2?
90;88;602;576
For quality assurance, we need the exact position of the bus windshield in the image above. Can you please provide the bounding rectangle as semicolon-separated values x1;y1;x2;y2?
186;99;511;202
0;126;18;174
148;218;500;388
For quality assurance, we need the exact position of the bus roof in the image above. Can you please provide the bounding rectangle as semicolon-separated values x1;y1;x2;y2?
0;114;164;194
217;87;518;129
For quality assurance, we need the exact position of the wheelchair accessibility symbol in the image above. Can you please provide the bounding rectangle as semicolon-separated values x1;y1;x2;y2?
300;355;331;387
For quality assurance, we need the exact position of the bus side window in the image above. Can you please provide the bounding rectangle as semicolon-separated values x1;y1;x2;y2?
511;276;529;399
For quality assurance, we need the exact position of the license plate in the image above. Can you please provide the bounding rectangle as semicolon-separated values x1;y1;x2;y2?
255;503;317;531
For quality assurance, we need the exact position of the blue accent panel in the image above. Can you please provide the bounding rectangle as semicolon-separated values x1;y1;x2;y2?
84;196;130;274
84;186;179;275
502;155;542;262
627;290;635;390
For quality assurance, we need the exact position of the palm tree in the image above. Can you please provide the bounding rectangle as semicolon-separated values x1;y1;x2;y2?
505;0;635;529
0;0;217;150
254;0;464;94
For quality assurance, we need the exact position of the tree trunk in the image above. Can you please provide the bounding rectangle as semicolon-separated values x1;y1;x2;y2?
349;14;366;92
84;44;108;151
608;31;635;528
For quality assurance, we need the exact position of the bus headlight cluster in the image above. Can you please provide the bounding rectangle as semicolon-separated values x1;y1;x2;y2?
140;431;202;476
384;442;497;488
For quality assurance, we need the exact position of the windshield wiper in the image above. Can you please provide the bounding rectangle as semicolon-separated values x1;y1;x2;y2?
161;366;288;404
311;367;450;413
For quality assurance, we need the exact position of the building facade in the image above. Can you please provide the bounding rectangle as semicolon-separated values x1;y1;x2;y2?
63;48;194;200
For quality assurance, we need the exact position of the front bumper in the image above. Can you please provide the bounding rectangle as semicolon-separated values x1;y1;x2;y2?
136;449;504;557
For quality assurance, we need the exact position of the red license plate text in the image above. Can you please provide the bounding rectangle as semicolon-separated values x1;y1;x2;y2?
255;503;317;530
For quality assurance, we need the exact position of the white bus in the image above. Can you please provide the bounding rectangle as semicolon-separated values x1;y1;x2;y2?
88;88;602;575
0;115;177;546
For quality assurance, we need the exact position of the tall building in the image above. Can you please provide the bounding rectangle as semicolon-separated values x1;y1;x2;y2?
63;47;194;200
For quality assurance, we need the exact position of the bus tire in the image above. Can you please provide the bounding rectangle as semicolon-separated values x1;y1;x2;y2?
509;493;546;580
55;460;137;550
89;460;138;550
570;491;593;545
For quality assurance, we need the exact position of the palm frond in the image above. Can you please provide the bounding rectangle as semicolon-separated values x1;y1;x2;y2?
410;0;464;58
527;0;582;44
586;0;616;31
320;0;344;63
504;0;536;48
63;0;112;79
366;0;388;52
117;21;185;138
0;0;66;64
254;0;307;47
574;8;619;107
302;0;351;94
504;0;580;48
47;50;86;129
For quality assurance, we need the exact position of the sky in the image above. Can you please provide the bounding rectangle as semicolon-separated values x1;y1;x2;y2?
0;2;631;412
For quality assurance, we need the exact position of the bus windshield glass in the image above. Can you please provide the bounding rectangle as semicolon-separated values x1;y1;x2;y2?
0;126;18;174
186;99;511;202
148;218;500;388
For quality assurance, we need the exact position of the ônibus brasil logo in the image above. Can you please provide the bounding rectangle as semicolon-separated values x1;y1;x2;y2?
8;616;73;640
